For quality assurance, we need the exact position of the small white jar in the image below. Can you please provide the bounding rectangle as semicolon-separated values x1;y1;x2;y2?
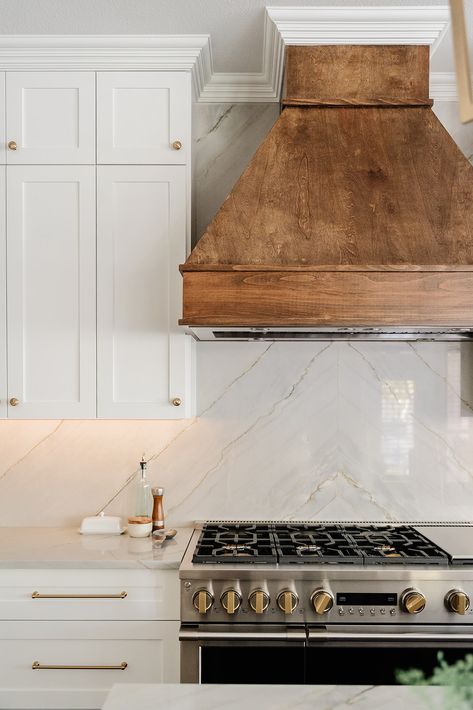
127;516;153;538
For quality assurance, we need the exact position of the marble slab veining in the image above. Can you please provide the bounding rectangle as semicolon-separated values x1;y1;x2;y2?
102;683;461;710
0;527;194;569
1;103;473;529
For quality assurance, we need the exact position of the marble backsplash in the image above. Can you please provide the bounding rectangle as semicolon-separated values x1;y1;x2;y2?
1;100;473;528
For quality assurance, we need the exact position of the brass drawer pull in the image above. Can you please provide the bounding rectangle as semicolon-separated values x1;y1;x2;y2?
31;591;127;599
32;661;127;670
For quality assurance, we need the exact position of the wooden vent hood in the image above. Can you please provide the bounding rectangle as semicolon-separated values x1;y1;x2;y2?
180;45;473;341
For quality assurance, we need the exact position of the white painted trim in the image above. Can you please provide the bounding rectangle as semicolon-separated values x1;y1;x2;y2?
0;35;210;99
0;8;454;103
199;5;452;103
430;72;458;101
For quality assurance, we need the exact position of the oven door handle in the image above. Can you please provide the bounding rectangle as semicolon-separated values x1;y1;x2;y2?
308;630;473;642
179;629;306;641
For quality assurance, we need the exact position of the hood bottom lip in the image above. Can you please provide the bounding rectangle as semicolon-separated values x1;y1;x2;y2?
183;327;473;342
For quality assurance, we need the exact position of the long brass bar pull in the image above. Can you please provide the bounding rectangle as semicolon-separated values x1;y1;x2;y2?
31;591;127;599
32;661;128;670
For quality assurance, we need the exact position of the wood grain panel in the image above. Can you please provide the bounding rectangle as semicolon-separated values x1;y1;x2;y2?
186;106;473;268
284;45;430;104
181;271;473;326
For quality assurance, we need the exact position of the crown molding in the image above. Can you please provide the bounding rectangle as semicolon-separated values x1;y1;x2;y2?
0;34;210;98
0;9;454;103
199;5;451;102
430;71;457;101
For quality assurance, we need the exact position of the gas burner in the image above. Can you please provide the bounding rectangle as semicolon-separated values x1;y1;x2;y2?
296;544;321;553
373;545;400;557
222;544;252;552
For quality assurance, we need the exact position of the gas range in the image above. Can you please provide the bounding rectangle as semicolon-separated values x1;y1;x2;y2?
180;521;473;684
181;521;473;624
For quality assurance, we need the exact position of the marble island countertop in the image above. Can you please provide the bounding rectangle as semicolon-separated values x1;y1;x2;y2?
0;526;194;569
102;683;459;710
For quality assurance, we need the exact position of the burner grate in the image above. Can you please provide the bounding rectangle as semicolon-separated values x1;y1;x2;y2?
192;523;277;564
192;522;451;566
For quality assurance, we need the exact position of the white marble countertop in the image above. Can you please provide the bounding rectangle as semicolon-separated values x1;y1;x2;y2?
102;683;458;710
0;526;194;569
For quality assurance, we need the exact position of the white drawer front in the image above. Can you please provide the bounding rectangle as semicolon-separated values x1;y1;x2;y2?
0;569;179;620
0;620;179;709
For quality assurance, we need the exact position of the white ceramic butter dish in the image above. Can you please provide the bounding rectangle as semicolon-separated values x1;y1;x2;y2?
79;512;125;535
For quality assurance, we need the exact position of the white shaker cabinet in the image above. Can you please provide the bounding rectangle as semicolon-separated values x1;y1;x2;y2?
97;72;189;164
5;72;95;164
0;66;193;420
7;166;96;419
97;165;192;418
0;167;5;419
0;72;5;164
0;568;180;709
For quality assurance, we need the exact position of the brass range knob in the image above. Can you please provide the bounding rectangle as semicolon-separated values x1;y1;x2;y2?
9;397;19;406
445;589;470;615
400;588;426;614
311;589;334;615
172;140;182;151
248;589;270;614
7;140;17;151
220;589;242;615
192;589;213;615
277;590;299;614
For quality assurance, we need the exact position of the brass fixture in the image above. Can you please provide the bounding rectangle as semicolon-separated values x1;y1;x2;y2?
249;589;270;614
311;589;334;615
7;140;17;150
193;589;213;614
171;397;182;407
9;398;19;406
276;590;299;614
32;591;127;599
221;589;242;614
400;588;426;614
445;589;470;615
32;661;127;670
172;140;182;150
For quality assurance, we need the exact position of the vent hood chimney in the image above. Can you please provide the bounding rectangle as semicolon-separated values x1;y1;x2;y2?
180;46;473;341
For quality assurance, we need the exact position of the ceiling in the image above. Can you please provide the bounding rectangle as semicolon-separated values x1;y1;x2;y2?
0;0;457;74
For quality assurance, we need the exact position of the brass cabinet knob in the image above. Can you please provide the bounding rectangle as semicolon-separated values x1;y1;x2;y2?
220;589;242;615
277;590;299;614
311;589;334;615
172;140;182;151
445;589;470;615
171;397;182;407
7;140;17;151
248;589;270;614
401;588;426;614
9;397;19;406
192;589;213;615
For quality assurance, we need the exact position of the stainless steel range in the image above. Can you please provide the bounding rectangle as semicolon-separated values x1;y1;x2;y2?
179;521;473;684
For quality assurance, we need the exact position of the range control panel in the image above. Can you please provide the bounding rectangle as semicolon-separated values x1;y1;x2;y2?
180;579;473;624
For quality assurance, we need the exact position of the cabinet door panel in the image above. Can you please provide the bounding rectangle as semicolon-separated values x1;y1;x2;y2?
97;72;189;164
0;620;179;709
0;167;5;418
97;165;192;418
7;166;96;418
6;72;95;164
0;73;5;164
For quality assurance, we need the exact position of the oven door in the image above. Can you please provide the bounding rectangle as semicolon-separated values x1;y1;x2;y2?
180;625;306;684
307;625;473;685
